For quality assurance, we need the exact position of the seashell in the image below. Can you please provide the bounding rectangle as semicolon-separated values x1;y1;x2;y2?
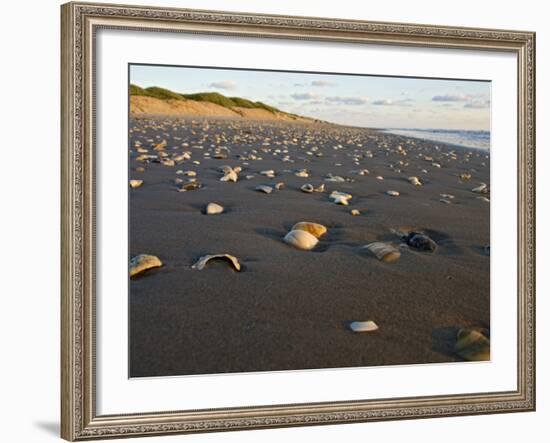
301;183;314;193
472;183;488;194
182;170;196;177
245;175;255;180
477;196;490;202
440;193;455;199
256;185;273;194
314;184;325;192
162;159;175;167
325;174;345;182
233;166;242;173
350;209;360;216
365;242;401;263
192;254;241;271
439;198;452;204
174;178;183;185
295;169;309;178
358;169;369;176
386;190;400;196
275;182;285;190
291;222;327;239
459;172;472;181
405;231;437;252
129;179;143;188
329;190;352;205
130;254;162;277
454;328;490;361
153;140;167;151
205;202;224;215
349;320;378;332
432;162;441;168
178;182;201;192
220;170;238;182
408;176;422;186
283;229;319;250
376;176;384;180
260;169;275;177
135;167;145;172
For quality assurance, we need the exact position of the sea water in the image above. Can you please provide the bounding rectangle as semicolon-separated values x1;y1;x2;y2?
382;128;490;151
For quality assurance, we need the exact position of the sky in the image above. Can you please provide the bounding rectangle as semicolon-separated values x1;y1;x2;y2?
130;64;491;130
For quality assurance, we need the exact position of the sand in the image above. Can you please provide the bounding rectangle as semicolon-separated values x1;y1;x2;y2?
128;116;490;377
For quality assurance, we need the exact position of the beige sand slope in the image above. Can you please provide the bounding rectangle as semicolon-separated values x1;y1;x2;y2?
130;95;316;123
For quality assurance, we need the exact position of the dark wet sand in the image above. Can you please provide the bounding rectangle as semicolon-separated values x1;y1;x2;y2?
129;116;490;378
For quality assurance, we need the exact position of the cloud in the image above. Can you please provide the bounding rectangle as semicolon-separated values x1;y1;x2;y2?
372;98;413;106
290;92;320;100
311;80;336;87
432;93;470;102
464;99;490;109
207;81;236;90
325;96;369;105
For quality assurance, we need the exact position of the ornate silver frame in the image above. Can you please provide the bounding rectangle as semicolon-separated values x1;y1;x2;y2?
61;2;536;440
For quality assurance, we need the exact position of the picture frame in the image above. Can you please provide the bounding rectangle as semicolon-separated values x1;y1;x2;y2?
61;1;536;440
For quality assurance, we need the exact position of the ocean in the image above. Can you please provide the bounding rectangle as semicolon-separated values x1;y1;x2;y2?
381;128;490;151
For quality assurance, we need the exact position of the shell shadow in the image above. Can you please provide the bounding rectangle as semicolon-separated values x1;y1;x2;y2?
431;326;461;359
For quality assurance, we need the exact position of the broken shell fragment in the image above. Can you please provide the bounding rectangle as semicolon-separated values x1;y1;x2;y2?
220;170;238;182
295;169;309;178
283;229;319;250
454;328;490;361
130;254;162;278
301;183;314;193
386;190;400;196
405;231;437;252
205;202;224;215
408;176;422;186
349;321;379;332
459;172;472;181
256;185;273;194
275;182;285;190
350;209;360;216
178;182;202;192
129;179;143;188
192;254;241;271
472;183;488;194
291;222;327;239
329;190;352;206
365;242;401;263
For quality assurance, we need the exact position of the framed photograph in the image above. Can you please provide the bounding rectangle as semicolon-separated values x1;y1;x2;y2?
61;1;536;440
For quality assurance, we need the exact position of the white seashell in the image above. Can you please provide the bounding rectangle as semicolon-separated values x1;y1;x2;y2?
325;175;345;182
359;169;369;176
365;242;401;263
291;222;327;238
386;190;400;196
472;183;488;193
129;179;143;188
275;182;285;190
220;170;238;182
205;202;224;215
376;176;384;180
162;159;175;167
349;320;379;332
295;169;309;178
439;198;452;204
283;230;319;250
130;254;162;277
432;162;441;168
440;193;455;199
192;254;241;271
408;176;422;186
301;184;314;193
182;170;196;177
350;209;360;216
245;175;255;180
256;185;273;194
260;170;275;177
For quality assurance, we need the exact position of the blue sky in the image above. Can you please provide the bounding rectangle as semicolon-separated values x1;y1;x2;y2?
130;64;491;130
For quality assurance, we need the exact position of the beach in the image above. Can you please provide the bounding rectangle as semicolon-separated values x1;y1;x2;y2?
129;116;490;377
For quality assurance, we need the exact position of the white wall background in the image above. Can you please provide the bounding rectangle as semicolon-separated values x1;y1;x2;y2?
0;0;546;442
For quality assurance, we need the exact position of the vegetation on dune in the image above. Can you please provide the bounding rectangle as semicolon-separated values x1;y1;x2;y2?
129;84;283;114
